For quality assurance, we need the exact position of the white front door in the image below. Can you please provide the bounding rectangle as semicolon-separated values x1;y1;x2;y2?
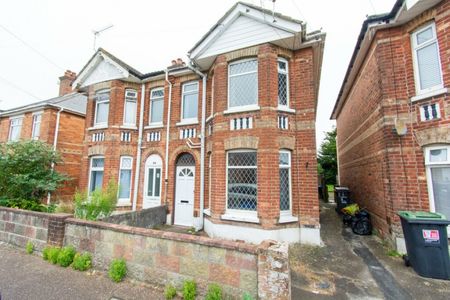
174;166;195;226
143;155;162;209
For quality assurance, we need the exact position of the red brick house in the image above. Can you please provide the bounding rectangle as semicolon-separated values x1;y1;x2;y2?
332;0;449;251
74;2;325;244
0;71;87;201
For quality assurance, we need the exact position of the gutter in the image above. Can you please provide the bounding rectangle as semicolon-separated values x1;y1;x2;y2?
47;106;64;204
187;64;207;231
132;83;146;211
164;69;173;214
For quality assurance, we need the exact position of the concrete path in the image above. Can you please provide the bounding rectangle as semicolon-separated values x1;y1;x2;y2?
290;202;450;300
0;242;164;300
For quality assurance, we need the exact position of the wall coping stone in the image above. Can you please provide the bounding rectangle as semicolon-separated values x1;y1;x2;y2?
65;217;258;254
0;207;72;220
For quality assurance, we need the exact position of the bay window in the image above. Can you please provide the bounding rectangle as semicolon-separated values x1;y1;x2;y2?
118;156;133;203
278;58;289;107
89;157;104;193
227;151;257;211
94;90;109;127
279;151;292;215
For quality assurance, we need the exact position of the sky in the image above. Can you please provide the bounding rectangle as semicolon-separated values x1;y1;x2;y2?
0;0;396;148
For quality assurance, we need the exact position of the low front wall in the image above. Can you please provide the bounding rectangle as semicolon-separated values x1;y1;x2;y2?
0;207;71;251
101;205;167;229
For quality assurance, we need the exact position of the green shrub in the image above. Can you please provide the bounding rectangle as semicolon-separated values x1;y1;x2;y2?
164;284;177;300
242;293;254;300
0;140;69;203
72;252;92;271
57;246;76;267
205;283;222;300
74;180;118;221
0;198;55;213
182;280;196;300
25;241;34;254
48;247;61;264
109;259;127;282
42;246;51;260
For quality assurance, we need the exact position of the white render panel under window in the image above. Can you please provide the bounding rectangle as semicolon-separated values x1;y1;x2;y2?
226;151;257;212
89;156;104;194
118;156;133;204
228;59;258;110
278;58;289;107
425;145;450;223
9;117;23;141
181;82;199;122
150;87;164;124
279;151;292;214
411;23;443;95
94;90;110;127
31;113;42;140
123;89;137;126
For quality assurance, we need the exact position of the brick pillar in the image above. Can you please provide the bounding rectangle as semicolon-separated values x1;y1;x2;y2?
47;214;71;247
257;240;291;299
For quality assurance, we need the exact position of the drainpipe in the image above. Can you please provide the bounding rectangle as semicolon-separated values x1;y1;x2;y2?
47;106;64;204
132;83;145;211
187;65;207;230
164;70;173;208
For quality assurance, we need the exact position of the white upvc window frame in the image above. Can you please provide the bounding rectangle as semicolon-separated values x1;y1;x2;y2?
209;75;215;119
180;81;199;124
424;145;450;233
277;57;290;109
88;156;104;195
279;150;293;216
411;22;444;96
93;90;110;128
226;58;259;114
149;87;164;126
222;149;259;223
123;89;137;127
31;113;42;140
8;116;23;141
117;156;133;205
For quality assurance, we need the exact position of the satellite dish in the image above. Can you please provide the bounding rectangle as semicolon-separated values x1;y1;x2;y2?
394;118;407;136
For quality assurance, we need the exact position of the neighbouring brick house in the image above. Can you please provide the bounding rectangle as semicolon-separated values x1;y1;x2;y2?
0;71;87;201
331;0;449;251
74;2;325;244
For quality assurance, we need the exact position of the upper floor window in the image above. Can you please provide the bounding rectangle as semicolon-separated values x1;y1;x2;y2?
31;113;42;140
278;58;289;107
9;117;23;141
411;23;443;95
123;89;137;126
228;59;258;110
94;90;109;127
181;82;198;122
150;87;164;124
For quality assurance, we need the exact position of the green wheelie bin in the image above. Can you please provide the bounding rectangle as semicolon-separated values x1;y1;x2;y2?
398;211;450;280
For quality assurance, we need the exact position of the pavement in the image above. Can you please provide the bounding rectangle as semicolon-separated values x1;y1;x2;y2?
0;242;164;300
290;201;450;300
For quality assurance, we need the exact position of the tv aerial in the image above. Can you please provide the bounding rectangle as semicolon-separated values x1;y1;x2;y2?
92;24;114;51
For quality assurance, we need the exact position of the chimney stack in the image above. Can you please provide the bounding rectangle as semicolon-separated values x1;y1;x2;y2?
58;70;77;96
168;58;186;69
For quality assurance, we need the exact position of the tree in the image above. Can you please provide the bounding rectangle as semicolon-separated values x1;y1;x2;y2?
318;127;337;185
0;140;69;202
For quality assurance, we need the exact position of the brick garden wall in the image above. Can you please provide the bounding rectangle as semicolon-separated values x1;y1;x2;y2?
101;205;167;228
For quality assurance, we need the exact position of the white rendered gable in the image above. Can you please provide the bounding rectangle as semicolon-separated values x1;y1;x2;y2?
82;58;127;87
200;15;293;59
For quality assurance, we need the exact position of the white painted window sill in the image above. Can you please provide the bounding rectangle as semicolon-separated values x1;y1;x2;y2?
224;105;260;115
410;87;448;102
206;115;214;123
277;106;295;114
203;208;211;216
88;125;108;131
279;215;298;224
116;200;131;207
120;125;138;130
145;123;164;129
176;120;199;126
221;212;260;223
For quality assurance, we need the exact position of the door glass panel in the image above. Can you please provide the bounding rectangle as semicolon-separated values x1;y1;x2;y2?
147;168;154;196
431;167;450;219
155;168;161;197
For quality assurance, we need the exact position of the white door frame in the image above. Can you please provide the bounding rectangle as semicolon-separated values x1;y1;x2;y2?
143;154;162;209
174;165;195;226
